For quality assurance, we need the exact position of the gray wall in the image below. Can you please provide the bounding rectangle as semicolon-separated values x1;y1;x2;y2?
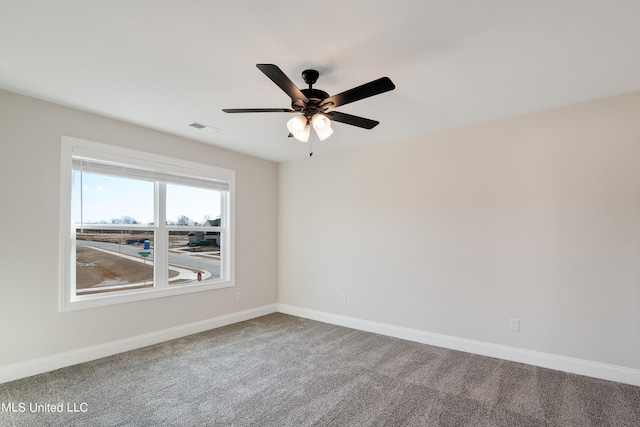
278;92;640;371
0;89;278;366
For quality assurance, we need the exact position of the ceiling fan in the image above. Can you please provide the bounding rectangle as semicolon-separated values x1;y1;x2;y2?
222;64;395;152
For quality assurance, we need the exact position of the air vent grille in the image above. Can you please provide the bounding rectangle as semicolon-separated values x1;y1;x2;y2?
189;122;221;133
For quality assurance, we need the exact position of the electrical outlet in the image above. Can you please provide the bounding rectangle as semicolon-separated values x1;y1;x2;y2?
339;294;346;304
236;291;242;302
509;318;519;332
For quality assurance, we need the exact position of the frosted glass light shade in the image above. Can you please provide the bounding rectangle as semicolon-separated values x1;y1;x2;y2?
287;115;307;131
287;115;310;142
312;114;333;141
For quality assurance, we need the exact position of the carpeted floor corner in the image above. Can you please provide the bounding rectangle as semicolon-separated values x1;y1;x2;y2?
1;313;639;426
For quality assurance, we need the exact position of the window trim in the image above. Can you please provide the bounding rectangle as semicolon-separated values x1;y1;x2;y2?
59;136;235;311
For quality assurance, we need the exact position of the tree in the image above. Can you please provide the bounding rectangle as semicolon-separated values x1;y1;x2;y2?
176;215;193;226
111;216;138;224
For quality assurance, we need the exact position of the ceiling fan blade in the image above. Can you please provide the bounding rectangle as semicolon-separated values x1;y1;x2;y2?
222;108;296;113
324;111;379;129
321;77;395;109
256;64;309;104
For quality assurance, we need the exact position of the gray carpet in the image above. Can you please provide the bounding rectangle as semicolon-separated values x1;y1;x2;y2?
1;313;638;426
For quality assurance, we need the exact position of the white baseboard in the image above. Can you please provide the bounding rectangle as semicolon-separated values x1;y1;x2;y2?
276;303;640;387
4;303;638;387
0;304;277;384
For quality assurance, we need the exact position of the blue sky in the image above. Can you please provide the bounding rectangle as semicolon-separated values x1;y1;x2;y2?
73;172;221;225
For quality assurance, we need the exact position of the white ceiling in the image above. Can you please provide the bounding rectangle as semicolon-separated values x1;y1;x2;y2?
1;1;639;162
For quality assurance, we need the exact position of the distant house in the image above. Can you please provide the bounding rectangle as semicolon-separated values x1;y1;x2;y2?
187;219;221;246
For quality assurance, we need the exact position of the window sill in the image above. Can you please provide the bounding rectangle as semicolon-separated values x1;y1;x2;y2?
60;279;234;312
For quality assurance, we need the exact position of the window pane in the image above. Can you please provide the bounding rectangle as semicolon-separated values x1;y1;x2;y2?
64;138;235;310
166;184;221;226
168;231;222;285
76;228;154;295
73;171;154;225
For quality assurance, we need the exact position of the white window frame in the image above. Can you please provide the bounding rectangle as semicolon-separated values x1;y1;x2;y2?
59;136;235;311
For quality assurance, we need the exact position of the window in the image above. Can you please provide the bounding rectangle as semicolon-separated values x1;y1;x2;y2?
60;136;235;311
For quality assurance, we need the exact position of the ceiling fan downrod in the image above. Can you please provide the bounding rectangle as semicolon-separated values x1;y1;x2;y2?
295;69;330;117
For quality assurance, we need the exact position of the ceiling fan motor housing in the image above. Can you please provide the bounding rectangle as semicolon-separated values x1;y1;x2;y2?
291;69;330;117
294;88;330;116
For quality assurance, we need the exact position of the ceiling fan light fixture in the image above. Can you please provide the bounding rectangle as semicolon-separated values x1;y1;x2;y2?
312;114;334;141
312;113;330;130
287;115;307;132
287;115;310;142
